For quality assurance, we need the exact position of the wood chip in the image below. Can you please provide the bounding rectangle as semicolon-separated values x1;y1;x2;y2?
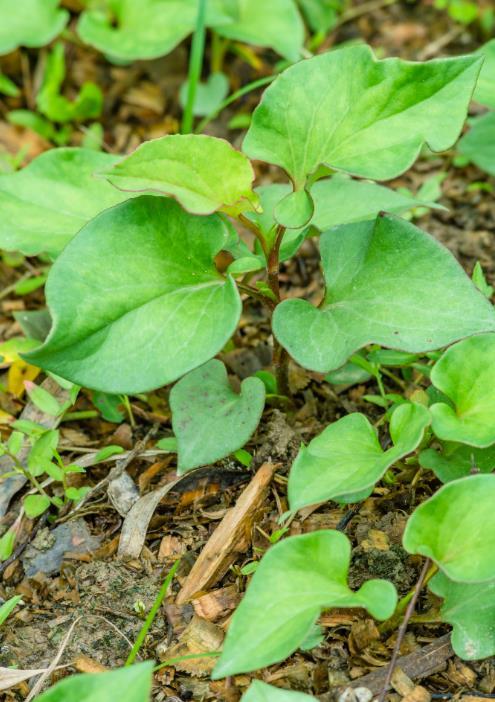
350;618;380;652
402;686;431;702
176;463;276;604
192;585;240;622
72;655;107;674
158;535;186;562
391;667;415;696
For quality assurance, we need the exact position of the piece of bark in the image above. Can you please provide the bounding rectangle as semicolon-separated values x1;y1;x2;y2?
158;535;186;562
0;377;71;517
320;635;453;700
192;585;240;622
72;655;107;674
176;463;276;605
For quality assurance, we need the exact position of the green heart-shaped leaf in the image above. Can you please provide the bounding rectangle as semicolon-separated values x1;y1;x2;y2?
419;443;495;483
0;0;68;54
474;39;495;109
34;661;154;702
212;530;397;678
458;112;495;177
242;681;315;702
429;571;495;660
25;197;241;394
288;402;430;512
430;334;495;447
310;174;444;230
403;474;495;583
170;359;265;473
101;134;258;216
214;0;304;61
274;189;314;229
179;72;229;117
297;0;342;32
0;148;130;256
246;175;440;249
273;215;495;374
77;0;230;62
243;45;481;189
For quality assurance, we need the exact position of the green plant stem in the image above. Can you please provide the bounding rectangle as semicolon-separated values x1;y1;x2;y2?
267;225;291;397
238;213;270;261
6;451;56;506
210;31;228;73
181;0;207;134
121;394;136;429
125;558;181;666
62;410;99;421
237;281;275;309
195;75;275;133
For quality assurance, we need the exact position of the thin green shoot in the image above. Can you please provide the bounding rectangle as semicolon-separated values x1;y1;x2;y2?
181;0;207;134
125;558;181;666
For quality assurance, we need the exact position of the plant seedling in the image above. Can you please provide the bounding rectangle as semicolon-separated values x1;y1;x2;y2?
3;41;495;680
14;45;493;478
36;43;103;124
212;530;397;678
0;595;22;627
287;402;430;512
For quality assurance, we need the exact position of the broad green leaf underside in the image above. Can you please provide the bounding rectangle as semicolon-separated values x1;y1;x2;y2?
101;134;258;216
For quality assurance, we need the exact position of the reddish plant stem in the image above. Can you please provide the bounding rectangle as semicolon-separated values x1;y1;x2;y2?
238;213;270;260
377;557;432;702
236;215;290;395
267;225;291;396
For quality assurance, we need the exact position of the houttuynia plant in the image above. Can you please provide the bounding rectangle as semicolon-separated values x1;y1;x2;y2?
4;42;495;690
16;44;494;471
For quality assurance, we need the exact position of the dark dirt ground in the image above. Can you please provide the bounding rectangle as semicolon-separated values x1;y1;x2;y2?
1;1;495;700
